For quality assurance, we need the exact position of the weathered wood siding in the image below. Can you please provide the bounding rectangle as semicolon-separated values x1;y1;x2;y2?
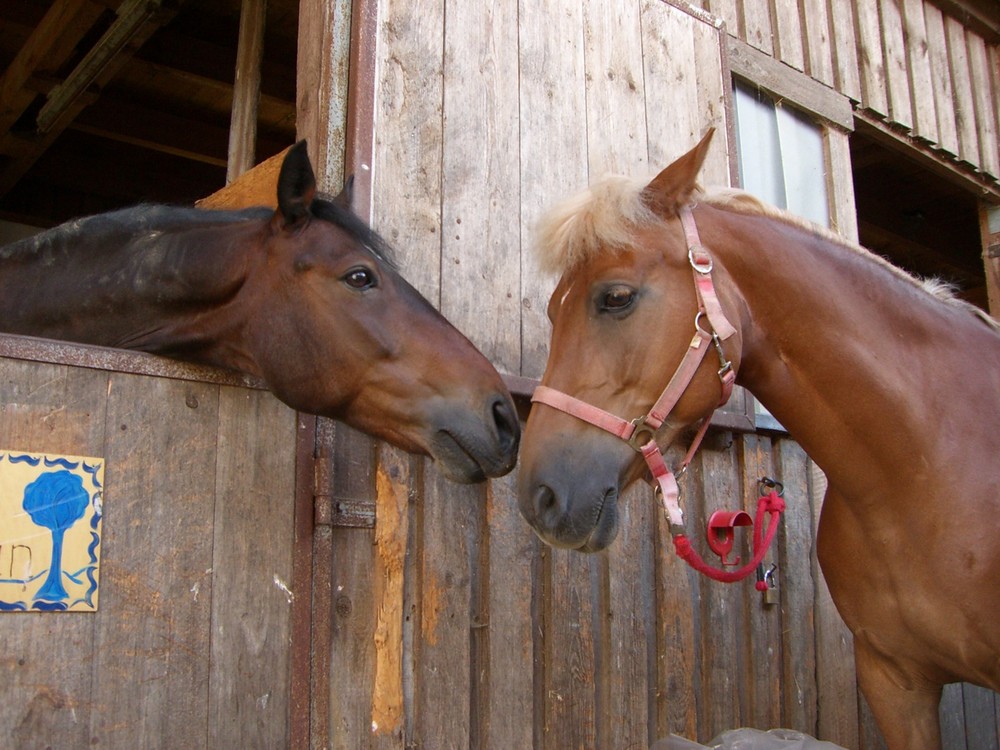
315;0;1000;748
691;0;1000;184
0;338;300;749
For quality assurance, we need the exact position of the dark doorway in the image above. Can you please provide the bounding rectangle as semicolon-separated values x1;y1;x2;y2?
850;124;987;310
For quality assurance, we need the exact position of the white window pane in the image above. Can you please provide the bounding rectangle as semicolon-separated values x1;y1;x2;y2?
775;104;829;227
733;83;786;208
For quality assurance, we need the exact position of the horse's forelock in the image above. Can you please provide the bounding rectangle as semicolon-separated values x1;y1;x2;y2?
310;196;397;269
535;175;662;275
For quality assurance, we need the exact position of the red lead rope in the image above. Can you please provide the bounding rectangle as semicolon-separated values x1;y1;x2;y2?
671;489;785;586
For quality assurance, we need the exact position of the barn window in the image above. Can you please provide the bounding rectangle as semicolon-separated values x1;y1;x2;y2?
731;79;831;432
732;80;829;228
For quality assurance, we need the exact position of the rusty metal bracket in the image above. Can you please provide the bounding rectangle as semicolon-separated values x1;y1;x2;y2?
313;455;375;528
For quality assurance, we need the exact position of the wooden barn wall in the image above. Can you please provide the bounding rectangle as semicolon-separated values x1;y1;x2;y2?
320;1;852;749
690;0;1000;186
0;340;301;750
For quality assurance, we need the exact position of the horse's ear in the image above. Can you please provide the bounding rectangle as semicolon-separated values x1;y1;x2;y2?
276;140;316;226
642;128;715;217
333;174;355;211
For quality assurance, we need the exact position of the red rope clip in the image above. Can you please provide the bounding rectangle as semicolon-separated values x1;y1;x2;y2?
672;480;785;585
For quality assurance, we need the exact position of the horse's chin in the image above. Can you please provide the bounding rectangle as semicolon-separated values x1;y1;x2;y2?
429;426;517;484
574;500;619;552
531;487;621;553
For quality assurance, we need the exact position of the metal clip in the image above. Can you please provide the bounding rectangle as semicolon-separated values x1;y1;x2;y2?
627;415;657;451
688;245;713;274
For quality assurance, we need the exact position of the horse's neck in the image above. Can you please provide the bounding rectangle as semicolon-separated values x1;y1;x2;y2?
712;208;999;500
0;213;260;367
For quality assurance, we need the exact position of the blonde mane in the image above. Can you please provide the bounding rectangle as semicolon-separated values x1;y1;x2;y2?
535;177;1000;331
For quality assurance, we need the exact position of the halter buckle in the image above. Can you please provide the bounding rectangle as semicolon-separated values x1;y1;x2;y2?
627;415;658;451
688;245;713;274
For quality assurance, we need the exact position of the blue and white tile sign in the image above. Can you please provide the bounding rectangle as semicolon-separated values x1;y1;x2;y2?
0;450;104;611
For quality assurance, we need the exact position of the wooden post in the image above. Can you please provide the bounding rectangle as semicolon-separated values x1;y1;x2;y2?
295;0;353;194
227;0;267;183
982;204;1000;317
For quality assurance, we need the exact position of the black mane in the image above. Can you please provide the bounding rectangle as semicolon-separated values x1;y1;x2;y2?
1;199;397;268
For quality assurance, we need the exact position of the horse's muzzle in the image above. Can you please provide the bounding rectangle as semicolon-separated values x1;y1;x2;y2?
517;440;627;551
429;392;520;483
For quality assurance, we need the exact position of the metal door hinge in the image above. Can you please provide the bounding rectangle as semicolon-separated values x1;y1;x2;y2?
313;456;375;528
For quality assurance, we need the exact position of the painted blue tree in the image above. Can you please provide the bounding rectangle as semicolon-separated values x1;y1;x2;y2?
22;470;89;602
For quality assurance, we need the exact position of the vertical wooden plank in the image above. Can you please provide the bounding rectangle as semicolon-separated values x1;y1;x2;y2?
89;376;219;748
982;206;1000;317
543;548;598;749
208;390;297;749
855;1;889;116
482;474;535;750
371;0;444;300
0;361;107;750
939;683;966;750
879;0;914;130
653;445;700;741
923;4;959;156
944;16;981;169
606;482;655;750
774;439;817;734
369;445;411;744
810;464;860;749
901;0;938;143
326;423;380;750
739;434;781;731
828;0;862;103
583;0;648;176
966;31;1000;180
741;1;773;55
825;127;859;242
706;0;740;35
642;0;703;169
440;0;520;370
693;440;745;739
296;0;352;190
518;0;586;379
227;0;267;182
692;13;733;187
963;684;1000;750
772;0;805;72
412;471;478;746
802;0;835;87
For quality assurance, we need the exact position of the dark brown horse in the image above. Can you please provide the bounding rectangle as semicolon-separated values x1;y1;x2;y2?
0;142;518;483
517;130;1000;749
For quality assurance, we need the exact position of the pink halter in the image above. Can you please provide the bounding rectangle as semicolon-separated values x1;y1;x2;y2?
531;204;737;532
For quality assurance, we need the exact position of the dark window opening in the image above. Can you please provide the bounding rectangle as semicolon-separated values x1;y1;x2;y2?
850;125;987;311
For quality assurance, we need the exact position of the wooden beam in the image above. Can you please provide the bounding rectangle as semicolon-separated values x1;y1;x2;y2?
727;36;854;131
295;0;353;193
0;0;103;134
982;204;1000;316
0;1;181;201
227;0;267;183
854;113;1000;202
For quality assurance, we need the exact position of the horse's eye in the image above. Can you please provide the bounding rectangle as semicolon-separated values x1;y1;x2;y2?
343;267;377;290
600;285;636;313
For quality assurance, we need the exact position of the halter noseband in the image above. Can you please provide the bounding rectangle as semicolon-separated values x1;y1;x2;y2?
531;204;737;532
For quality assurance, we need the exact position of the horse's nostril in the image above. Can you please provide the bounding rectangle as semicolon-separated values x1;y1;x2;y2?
533;484;560;523
491;395;520;453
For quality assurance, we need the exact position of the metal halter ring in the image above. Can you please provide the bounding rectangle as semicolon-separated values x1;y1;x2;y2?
759;477;785;497
688;245;713;274
627;415;658;451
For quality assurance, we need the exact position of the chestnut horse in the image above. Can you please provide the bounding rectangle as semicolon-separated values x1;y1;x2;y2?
0;142;518;483
517;130;1000;749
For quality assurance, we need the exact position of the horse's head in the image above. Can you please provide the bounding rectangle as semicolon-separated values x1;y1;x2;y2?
240;142;519;483
518;130;745;549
